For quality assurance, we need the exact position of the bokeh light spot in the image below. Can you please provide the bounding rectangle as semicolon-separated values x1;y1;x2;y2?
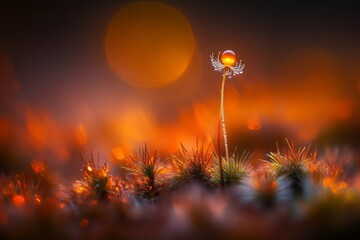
246;115;262;130
112;147;125;162
105;2;196;88
12;195;25;207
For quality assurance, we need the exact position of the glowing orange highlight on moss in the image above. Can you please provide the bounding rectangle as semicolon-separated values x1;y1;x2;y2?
31;160;45;173
322;177;348;193
12;195;25;207
74;181;85;194
34;195;41;205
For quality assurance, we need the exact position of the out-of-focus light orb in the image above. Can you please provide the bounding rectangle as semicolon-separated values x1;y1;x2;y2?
247;115;262;130
12;195;25;207
220;50;236;67
105;2;196;88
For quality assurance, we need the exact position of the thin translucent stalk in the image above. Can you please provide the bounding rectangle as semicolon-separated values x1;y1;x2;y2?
218;70;230;189
217;118;224;189
220;71;230;176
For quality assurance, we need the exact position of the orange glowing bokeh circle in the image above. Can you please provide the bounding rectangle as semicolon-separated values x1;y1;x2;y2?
105;2;196;88
220;50;237;67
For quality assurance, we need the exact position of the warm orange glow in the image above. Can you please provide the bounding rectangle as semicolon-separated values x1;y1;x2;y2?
26;109;49;150
105;2;196;87
253;176;277;191
34;195;41;205
322;177;348;193
31;160;46;173
89;200;98;206
105;108;155;151
298;126;319;142
0;118;10;141
80;218;89;227
246;115;262;130
207;196;227;219
77;186;84;193
193;103;217;141
220;50;236;67
24;107;69;161
251;169;277;193
75;124;88;146
322;177;332;187
333;99;352;120
1;48;353;165
74;181;85;194
102;104;217;154
87;165;93;172
0;211;9;225
112;147;125;161
12;195;25;207
56;148;70;161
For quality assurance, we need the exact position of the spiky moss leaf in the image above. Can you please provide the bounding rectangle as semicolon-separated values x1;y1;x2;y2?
90;175;110;200
238;169;294;210
121;144;169;199
239;169;278;209
73;153;121;203
0;161;56;203
268;139;316;198
0;173;37;202
171;141;214;189
212;150;252;186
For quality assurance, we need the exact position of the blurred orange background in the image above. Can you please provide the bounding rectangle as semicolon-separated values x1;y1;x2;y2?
0;1;359;175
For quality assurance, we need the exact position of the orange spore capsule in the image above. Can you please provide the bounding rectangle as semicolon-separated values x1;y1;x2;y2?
220;50;237;67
